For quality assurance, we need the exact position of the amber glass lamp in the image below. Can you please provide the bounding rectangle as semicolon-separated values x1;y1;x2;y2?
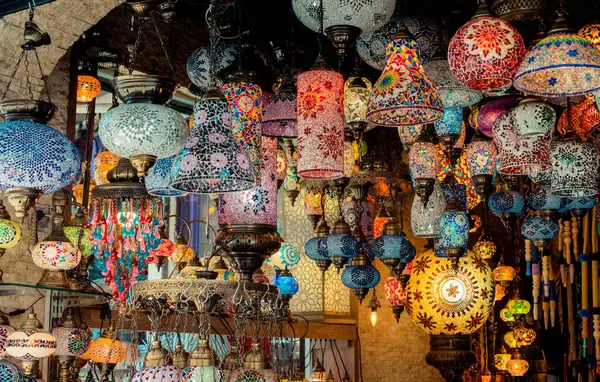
77;73;101;103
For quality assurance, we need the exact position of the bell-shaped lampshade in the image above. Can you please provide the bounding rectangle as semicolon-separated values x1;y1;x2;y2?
219;137;278;226
551;137;599;197
479;97;519;138
510;98;556;137
411;180;446;238
171;91;255;193
88;328;126;365
397;125;422;150
367;28;444;126
344;77;372;125
296;64;345;179
145;155;187;197
221;82;263;180
424;56;482;108
92;150;119;186
448;3;525;90
187;43;238;92
514;17;600;97
99;104;189;160
405;248;494;335
264;242;301;271
466;137;497;177
579;22;600;51
493;111;552;175
528;186;562;212
262;84;297;138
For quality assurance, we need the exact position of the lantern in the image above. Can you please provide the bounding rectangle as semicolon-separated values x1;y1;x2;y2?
88;327;126;369
6;311;56;377
465;136;497;196
0;310;14;359
372;218;416;275
171;90;255;194
397;125;422;151
367;28;443;126
341;253;381;303
551;136;599;197
187;42;238;92
506;298;532;316
510;98;556;137
385;272;409;322
274;268;299;296
52;309;92;380
409;140;439;206
344;77;372;128
494;346;511;371
133;365;182;382
327;220;360;270
507;351;529;377
76;74;101;103
514;16;600;97
262;83;297;138
447;2;525;90
528;186;562;213
411;180;446;238
145;155;187;197
0;362;23;381
424;56;482;108
513;327;536;346
343;198;374;238
438;200;470;264
579;22;600;51
0;200;22;272
473;234;496;261
92;150;119;186
296;62;345;179
434;108;464;153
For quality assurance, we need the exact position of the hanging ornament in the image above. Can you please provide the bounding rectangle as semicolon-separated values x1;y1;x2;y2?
465;134;497;199
409;128;439;207
551;134;599;197
411;180;446;238
424;55;482;109
372;217;415;277
479;96;519;138
488;180;525;232
262;80;297;138
341;250;381;303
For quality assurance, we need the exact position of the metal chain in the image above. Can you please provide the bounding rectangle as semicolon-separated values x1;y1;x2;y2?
33;49;52;104
128;18;146;74
150;17;175;78
1;50;26;100
23;53;34;100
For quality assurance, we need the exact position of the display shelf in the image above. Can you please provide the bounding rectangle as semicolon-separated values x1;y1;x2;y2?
0;282;110;305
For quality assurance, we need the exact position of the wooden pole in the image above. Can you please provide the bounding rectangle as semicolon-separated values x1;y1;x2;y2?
591;206;600;375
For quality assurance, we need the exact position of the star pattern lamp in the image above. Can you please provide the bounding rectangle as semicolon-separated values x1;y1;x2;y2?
187;42;238;92
448;1;525;90
510;97;556;137
466;135;497;198
367;27;443;127
52;309;92;381
342;251;381;303
579;22;600;51
171;88;255;193
372;217;416;276
296;61;345;179
514;15;600;97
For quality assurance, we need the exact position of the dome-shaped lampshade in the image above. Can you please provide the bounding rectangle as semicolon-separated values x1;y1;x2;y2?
274;269;299;295
551;137;599;197
488;189;525;217
507;352;529;376
372;230;416;265
513;327;536;346
292;0;394;34
448;5;525;90
187;43;238;92
264;242;301;271
0;120;80;194
133;365;182;382
367;29;444;126
564;196;597;212
6;312;56;360
510;98;556;137
411;181;446;238
92;150;119;186
296;67;345;179
145;155;187;197
358;14;448;70
406;249;494;335
434;108;464;137
99;104;189;160
77;74;101;103
522;216;559;240
494;346;512;371
514;24;600;97
180;365;223;382
305;237;329;262
31;241;81;271
171;95;255;194
0;361;23;381
579;23;600;51
424;57;482;108
342;264;381;289
466;138;497;177
262;86;297;138
479;97;519;138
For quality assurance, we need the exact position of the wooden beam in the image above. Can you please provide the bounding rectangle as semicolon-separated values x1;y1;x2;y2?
78;308;357;341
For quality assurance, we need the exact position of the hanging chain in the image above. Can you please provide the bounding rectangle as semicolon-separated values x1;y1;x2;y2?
1;50;26;100
33;49;52;104
128;18;146;74
150;17;175;78
23;53;34;100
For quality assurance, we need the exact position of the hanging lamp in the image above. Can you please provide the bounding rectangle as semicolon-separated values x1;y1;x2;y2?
424;55;482;109
341;249;381;303
145;154;188;197
0;200;21;282
411;180;446;238
76;62;101;103
409;127;439;207
550;132;599;197
372;216;415;277
262;78;297;138
465;133;497;200
187;42;238;92
510;97;556;137
52;309;92;382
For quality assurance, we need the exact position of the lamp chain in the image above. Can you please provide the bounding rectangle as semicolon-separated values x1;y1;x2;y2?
127;18;146;74
150;17;175;79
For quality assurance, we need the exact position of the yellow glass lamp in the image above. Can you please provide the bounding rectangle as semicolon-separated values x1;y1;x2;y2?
64;210;92;257
504;331;518;348
495;284;506;302
77;73;101;103
170;233;195;266
579;22;600;51
494;345;511;372
493;264;516;296
72;183;95;207
506;298;531;316
88;326;126;379
92;150;120;186
0;200;21;281
507;350;529;376
473;234;496;261
513;327;536;347
499;308;515;323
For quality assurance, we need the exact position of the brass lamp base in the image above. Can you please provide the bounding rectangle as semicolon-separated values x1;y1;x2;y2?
414;178;435;207
57;355;75;382
4;187;42;219
352;288;369;304
130;154;157;180
20;359;39;377
391;306;404;323
325;25;361;57
472;174;492;200
426;334;476;382
216;224;281;281
314;259;332;273
37;269;72;289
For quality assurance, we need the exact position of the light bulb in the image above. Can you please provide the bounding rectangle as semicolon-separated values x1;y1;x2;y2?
370;309;378;327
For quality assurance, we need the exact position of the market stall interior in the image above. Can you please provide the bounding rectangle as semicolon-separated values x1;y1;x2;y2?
0;0;599;380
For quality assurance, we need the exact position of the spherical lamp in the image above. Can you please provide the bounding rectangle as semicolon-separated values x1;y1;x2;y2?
480;96;519;138
92;150;119;186
507;351;529;377
473;234;496;261
466;135;497;198
448;2;525;90
579;22;600;51
0;200;21;281
88;326;126;378
341;251;381;303
0;361;23;381
437;196;470;265
76;74;101;103
372;218;416;275
52;309;91;381
494;345;511;371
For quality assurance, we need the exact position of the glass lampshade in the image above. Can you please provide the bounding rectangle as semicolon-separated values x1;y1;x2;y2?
31;241;81;271
274;270;299;295
76;74;101;103
488;188;525;218
513;327;536;346
92;150;119;186
397;125;422;148
438;210;470;252
292;0;394;34
448;8;525;90
0;120;80;193
563;196;597;212
372;231;416;264
494;347;511;371
511;98;556;137
367;30;443;126
514;28;600;97
185;365;223;382
343;199;374;238
88;334;126;364
143;155;186;197
479;97;519;138
434;108;464;137
507;298;531;315
411;181;446;238
133;365;182;382
63;225;92;257
341;264;381;289
358;14;448;70
99;104;189;160
557;96;600;140
262;87;297;138
219;137;278;226
473;236;496;261
0;316;14;359
409;141;439;179
466;138;497;177
187;43;238;92
264;242;301;271
405;249;494;335
385;275;407;308
230;369;278;382
305;237;329;262
326;233;360;262
296;67;345;179
579;23;600;51
344;77;372;124
528;186;562;211
171;96;255;194
0;217;21;252
221;82;263;180
303;187;323;216
72;183;94;207
506;353;529;376
171;235;196;264
551;137;599;197
277;146;287;181
424;57;482;108
52;326;91;357
0;361;23;381
522;216;558;240
6;313;56;360
493;265;517;282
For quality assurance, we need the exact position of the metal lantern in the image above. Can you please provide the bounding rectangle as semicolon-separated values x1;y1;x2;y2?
76;74;101;103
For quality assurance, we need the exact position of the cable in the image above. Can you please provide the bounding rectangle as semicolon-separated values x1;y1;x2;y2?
334;339;349;376
330;340;342;380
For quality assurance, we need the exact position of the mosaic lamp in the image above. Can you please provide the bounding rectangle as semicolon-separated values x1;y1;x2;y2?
507;351;529;377
465;134;497;199
494;345;511;372
528;186;562;219
5;310;56;377
182;339;221;382
434;108;464;155
473;233;496;261
0;200;21;281
411;180;446;238
229;342;278;382
513;327;536;347
0;361;23;382
99;75;189;178
296;58;345;179
494;263;517;296
522;211;559;252
133;340;182;382
31;191;82;288
488;181;525;231
0;100;80;217
367;27;444;127
409;131;439;207
92;150;119;186
341;250;381;303
510;97;556;137
0;309;14;359
579;21;600;51
437;193;470;267
384;270;410;323
327;215;360;271
220;80;263;180
406;248;494;380
187;42;238;92
76;72;101;103
305;220;332;273
447;1;525;90
344;76;372;145
52;308;92;381
372;217;416;276
514;14;600;97
397;125;422;152
304;185;323;228
171;86;255;193
145;154;187;197
262;80;297;138
479;96;519;138
88;326;126;379
424;55;482;108
550;134;599;197
264;242;301;271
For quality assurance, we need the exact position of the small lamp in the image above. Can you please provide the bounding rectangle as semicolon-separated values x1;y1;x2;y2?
52;308;92;382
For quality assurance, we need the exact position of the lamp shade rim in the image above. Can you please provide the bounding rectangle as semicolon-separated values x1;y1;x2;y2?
147;187;189;197
514;66;600;97
367;106;444;127
171;177;255;194
297;169;345;180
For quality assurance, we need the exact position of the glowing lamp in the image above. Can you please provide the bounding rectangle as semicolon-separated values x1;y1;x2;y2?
506;298;531;316
274;268;299;296
579;23;600;51
88;327;126;370
397;125;422;151
76;74;101;103
551;136;599;197
170;233;195;265
494;345;511;371
0;200;22;263
409;140;439;206
92;150;119;186
145;155;187;197
411;180;446;238
473;234;496;261
494;265;517;283
507;351;529;376
438;203;470;264
513;327;536;346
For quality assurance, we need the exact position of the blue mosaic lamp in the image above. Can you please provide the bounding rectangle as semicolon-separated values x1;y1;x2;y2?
438;192;470;267
0;100;80;218
522;211;559;252
145;155;188;197
327;219;360;271
0;361;23;382
265;242;301;272
488;181;525;232
341;251;381;303
274;268;299;296
529;186;562;212
371;217;416;277
564;196;597;231
434;107;464;154
304;219;331;272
